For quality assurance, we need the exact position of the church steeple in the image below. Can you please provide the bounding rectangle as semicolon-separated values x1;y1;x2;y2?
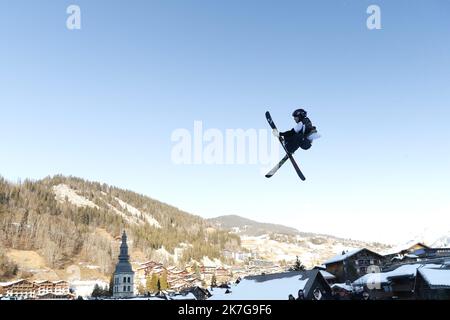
113;230;134;297
119;231;130;261
114;230;133;273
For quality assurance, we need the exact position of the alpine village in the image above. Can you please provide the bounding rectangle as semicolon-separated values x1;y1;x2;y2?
1;176;449;300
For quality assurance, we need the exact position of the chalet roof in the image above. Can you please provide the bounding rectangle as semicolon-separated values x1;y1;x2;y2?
417;268;450;288
0;279;26;287
320;270;336;280
208;269;327;300
331;283;353;292
139;261;163;268
313;265;327;270
353;263;443;287
382;241;430;256
33;280;67;284
323;249;363;265
324;248;382;265
170;292;197;300
127;296;167;301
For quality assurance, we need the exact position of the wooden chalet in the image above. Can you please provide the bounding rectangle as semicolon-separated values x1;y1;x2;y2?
383;242;430;266
323;248;383;282
331;283;353;300
414;268;450;300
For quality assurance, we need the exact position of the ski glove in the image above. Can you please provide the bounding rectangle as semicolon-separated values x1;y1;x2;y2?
272;129;280;138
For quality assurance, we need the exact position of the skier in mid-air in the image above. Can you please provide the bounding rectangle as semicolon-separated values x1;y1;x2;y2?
271;108;320;154
265;108;320;180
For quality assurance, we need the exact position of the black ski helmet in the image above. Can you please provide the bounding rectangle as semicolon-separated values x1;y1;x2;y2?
292;108;307;119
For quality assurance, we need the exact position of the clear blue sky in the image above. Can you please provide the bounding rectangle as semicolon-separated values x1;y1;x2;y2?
1;0;449;244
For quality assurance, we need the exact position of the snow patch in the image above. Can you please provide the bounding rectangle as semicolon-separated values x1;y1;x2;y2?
201;256;223;267
53;184;99;209
114;197;161;228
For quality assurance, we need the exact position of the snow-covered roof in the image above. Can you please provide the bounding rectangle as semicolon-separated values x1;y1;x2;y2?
353;263;442;286
390;253;419;262
382;241;429;256
331;283;353;292
319;270;336;280
170;293;197;300
0;279;26;287
126;296;168;300
418;268;450;288
208;271;316;300
323;249;363;265
34;280;68;284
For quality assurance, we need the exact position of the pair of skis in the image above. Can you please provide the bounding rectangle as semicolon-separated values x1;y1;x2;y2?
265;111;306;181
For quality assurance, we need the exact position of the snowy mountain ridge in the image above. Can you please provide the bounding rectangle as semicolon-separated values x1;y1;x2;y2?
401;227;450;249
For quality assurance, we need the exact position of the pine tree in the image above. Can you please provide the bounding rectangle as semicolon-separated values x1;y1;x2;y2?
292;256;306;271
91;284;101;298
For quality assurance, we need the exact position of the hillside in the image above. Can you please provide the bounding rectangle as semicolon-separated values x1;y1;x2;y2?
0;175;240;281
210;215;392;267
0;175;399;281
208;215;302;236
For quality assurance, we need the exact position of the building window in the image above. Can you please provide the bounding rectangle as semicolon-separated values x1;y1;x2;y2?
128;286;131;292
359;260;370;266
123;277;126;283
128;277;131;283
123;286;126;292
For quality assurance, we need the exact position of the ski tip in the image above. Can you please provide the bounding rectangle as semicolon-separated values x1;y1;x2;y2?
265;174;272;178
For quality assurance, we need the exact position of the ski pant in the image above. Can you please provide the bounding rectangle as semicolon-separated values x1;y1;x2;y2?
284;134;311;154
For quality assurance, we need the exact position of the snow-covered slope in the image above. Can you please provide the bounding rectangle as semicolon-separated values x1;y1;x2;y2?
114;197;161;228
53;184;99;209
392;227;450;251
52;183;161;229
240;234;386;268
